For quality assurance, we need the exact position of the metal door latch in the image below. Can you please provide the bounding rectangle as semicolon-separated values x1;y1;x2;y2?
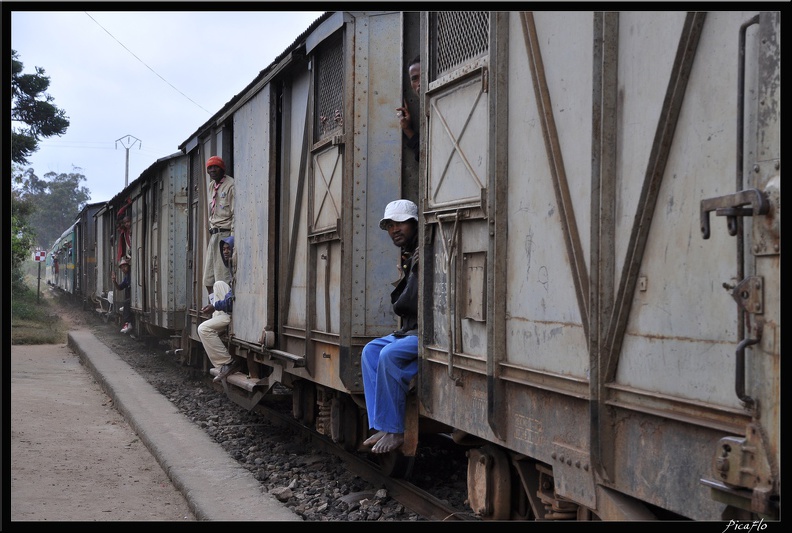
700;188;769;239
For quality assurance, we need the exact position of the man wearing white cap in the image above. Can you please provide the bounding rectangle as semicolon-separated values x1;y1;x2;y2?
361;199;420;454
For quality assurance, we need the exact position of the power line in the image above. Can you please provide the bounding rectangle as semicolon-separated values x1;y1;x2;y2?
84;12;211;114
36;139;173;156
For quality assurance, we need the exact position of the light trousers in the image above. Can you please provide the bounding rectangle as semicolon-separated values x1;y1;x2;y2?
202;232;232;288
197;281;233;368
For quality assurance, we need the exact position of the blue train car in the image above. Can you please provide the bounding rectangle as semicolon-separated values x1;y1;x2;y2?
47;222;78;294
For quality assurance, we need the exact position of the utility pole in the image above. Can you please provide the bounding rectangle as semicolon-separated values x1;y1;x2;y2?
115;135;141;188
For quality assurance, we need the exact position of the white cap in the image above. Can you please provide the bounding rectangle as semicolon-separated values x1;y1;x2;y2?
379;199;418;230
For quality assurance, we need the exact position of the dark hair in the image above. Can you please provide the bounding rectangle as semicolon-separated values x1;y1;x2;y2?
409;55;420;68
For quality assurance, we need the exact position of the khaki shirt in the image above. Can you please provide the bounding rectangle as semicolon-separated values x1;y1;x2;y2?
208;175;235;231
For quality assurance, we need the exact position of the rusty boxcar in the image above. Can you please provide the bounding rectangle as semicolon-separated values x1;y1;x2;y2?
54;10;779;521
173;11;780;520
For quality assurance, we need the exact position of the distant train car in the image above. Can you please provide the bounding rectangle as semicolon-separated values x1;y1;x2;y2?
74;201;104;310
94;200;115;319
94;152;189;343
47;202;105;306
136;153;189;340
46;221;78;294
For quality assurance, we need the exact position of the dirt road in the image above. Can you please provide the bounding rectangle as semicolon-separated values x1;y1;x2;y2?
9;341;196;522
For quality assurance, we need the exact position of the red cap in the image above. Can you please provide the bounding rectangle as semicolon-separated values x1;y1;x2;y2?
206;156;225;170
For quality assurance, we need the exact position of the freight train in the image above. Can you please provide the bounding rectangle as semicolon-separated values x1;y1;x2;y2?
47;11;780;521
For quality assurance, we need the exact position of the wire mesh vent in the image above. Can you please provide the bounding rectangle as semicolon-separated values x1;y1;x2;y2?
433;11;490;78
315;33;344;141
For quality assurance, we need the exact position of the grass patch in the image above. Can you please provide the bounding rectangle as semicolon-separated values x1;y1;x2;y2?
11;278;68;345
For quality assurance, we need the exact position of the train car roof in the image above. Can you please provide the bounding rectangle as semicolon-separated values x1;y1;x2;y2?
104;151;186;208
178;11;331;153
76;201;107;220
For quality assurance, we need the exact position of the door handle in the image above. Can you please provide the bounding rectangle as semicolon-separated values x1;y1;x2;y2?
700;188;769;239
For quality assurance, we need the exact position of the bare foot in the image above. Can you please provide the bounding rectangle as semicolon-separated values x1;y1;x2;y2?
363;431;386;447
371;433;404;454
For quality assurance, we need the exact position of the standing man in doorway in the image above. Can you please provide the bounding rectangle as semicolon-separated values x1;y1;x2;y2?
203;155;235;301
396;56;421;162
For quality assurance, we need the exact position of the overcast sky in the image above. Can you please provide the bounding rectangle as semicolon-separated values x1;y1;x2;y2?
10;9;325;204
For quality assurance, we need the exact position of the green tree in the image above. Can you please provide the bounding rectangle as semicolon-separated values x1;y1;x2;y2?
11;189;37;268
17;168;90;250
10;164;39;290
11;48;70;168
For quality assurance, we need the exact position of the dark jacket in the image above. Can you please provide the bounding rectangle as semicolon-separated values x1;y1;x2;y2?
391;248;418;336
214;290;233;314
117;272;130;292
406;131;420;162
116;268;131;301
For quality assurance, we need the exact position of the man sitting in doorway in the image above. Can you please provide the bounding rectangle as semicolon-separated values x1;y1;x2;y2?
198;236;240;382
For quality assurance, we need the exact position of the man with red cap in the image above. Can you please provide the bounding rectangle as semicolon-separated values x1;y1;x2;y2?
203;155;235;298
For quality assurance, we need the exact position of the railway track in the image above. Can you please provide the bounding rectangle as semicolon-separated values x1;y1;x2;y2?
249;398;478;521
64;298;476;521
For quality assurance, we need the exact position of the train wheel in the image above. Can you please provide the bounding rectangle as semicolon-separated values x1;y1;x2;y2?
330;396;361;452
292;380;316;426
377;450;415;479
467;444;511;520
